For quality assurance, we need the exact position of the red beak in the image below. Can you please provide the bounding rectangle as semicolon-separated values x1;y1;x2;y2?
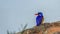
35;13;38;15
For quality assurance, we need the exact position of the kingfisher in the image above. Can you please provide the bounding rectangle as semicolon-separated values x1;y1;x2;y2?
35;12;44;26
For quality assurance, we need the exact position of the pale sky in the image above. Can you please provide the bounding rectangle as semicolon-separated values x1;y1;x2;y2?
0;0;60;34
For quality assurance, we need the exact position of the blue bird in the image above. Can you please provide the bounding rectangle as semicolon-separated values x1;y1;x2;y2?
35;12;44;26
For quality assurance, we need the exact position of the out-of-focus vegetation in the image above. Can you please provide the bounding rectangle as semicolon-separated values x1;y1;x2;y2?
7;24;28;34
7;30;16;34
20;24;27;34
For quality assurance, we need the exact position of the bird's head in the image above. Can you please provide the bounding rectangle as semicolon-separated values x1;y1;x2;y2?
35;12;43;16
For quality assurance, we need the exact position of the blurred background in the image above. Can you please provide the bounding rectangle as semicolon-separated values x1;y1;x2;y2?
0;0;60;34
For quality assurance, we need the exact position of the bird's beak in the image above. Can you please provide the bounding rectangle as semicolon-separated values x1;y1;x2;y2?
35;13;38;15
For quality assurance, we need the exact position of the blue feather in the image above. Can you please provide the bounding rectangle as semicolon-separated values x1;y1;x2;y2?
36;12;43;26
